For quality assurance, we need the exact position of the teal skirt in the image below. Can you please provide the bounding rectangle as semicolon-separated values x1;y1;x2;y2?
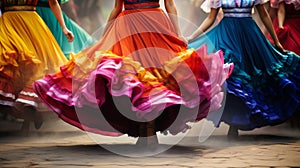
36;6;96;58
189;17;300;130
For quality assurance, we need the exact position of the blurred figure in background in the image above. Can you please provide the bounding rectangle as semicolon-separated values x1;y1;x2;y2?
188;0;205;26
270;0;300;55
61;0;80;24
74;0;106;34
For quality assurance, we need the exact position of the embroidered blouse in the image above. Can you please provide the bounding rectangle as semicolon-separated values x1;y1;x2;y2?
202;0;268;17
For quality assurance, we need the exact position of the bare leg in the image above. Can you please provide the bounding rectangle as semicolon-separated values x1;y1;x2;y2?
145;120;158;147
21;106;43;133
136;122;147;146
32;108;43;130
136;120;158;147
20;120;30;136
20;106;34;134
227;125;239;139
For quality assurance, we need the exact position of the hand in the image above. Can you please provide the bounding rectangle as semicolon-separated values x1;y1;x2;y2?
186;35;195;43
63;28;74;42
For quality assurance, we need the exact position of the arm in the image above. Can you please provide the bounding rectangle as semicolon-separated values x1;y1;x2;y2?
188;8;219;41
102;0;124;36
49;0;74;42
277;2;285;29
256;4;284;51
164;0;182;37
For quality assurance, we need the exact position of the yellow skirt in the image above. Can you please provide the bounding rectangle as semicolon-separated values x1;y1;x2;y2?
0;11;68;107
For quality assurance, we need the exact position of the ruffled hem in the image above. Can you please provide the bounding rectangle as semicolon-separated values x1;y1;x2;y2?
0;10;68;108
223;49;300;130
0;50;42;105
189;17;300;130
0;50;41;79
34;45;233;137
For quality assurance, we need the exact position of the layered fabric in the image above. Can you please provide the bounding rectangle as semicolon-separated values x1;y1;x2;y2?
270;0;300;55
34;5;233;137
36;0;97;59
0;0;68;109
189;0;300;130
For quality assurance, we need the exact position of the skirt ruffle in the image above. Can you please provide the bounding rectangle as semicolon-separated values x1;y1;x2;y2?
0;11;68;107
34;8;233;137
189;17;300;130
34;45;233;136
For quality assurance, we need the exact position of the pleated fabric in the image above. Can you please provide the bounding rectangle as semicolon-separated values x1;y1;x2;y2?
36;0;97;59
189;17;300;130
0;11;67;107
34;8;233;137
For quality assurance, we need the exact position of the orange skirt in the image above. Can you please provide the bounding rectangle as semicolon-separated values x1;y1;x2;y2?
34;8;233;137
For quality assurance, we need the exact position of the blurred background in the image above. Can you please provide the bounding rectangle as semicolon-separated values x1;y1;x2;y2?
61;0;208;36
61;0;271;36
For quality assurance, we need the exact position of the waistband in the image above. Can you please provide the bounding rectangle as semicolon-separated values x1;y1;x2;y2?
124;2;160;10
223;13;252;17
4;5;36;12
223;8;252;18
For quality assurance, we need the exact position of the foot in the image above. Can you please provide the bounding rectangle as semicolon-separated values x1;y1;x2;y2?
136;137;146;147
21;120;30;136
146;134;158;148
136;136;159;148
227;125;238;139
23;106;43;130
0;105;17;120
34;111;43;130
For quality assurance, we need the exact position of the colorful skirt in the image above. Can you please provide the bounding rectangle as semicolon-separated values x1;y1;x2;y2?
34;8;233;137
0;11;68;108
36;6;97;59
189;17;300;130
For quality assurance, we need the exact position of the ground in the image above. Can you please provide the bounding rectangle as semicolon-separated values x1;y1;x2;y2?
0;113;300;168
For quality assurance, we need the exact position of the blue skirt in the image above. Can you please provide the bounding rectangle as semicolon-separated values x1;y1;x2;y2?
189;17;300;130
